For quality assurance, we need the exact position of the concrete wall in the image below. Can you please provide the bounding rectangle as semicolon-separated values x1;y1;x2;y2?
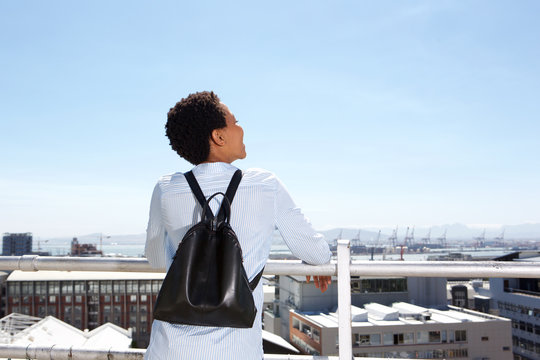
407;277;447;307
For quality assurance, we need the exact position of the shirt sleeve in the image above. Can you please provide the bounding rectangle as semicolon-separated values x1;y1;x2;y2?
144;182;167;269
274;176;332;265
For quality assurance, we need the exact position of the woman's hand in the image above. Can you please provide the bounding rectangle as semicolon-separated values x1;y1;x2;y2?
306;275;332;293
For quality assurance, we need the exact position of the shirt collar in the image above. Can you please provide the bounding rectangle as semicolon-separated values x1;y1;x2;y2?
191;162;239;175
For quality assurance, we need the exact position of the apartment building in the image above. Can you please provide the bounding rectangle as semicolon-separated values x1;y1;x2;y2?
2;233;32;256
267;274;447;340
5;270;165;348
289;302;512;359
490;252;540;360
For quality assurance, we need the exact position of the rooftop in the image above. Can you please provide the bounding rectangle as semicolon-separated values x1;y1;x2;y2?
0;313;132;348
292;302;509;329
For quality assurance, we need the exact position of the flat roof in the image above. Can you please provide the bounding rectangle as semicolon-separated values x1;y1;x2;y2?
292;302;508;329
7;270;165;282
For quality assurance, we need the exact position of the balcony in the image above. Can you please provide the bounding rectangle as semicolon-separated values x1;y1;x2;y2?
1;240;540;359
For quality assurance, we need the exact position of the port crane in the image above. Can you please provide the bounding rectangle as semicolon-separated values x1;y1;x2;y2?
352;229;361;247
388;226;398;248
494;229;505;248
437;229;447;248
421;228;431;244
473;229;486;248
404;226;415;247
370;230;381;260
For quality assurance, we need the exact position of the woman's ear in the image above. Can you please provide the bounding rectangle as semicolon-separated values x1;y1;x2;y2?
211;129;225;146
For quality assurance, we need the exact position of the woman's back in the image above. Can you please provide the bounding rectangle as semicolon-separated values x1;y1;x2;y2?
145;162;330;359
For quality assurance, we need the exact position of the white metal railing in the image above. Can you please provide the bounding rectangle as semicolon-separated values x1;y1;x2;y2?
0;344;383;360
2;241;540;359
2;252;540;278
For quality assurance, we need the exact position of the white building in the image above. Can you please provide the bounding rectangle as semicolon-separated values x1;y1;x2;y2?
0;313;132;359
289;302;512;359
268;274;447;341
490;252;540;360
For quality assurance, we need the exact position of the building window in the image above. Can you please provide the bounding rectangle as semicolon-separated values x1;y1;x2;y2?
140;295;147;302
48;281;59;294
370;334;381;345
354;334;371;346
35;282;46;295
130;295;137;302
293;318;300;330
21;282;32;295
49;295;56;303
47;306;57;316
403;332;414;344
429;331;441;343
64;306;73;323
75;295;82;303
8;282;20;296
103;305;111;322
511;319;519;329
312;328;320;343
140;305;148;313
383;333;393;345
103;295;111;302
61;281;73;295
113;281;125;294
455;330;466;342
65;295;72;303
114;295;121;302
113;305;122;325
37;306;46;317
100;281;112;294
127;281;137;293
87;281;98;294
152;280;161;293
74;281;85;294
139;281;151;293
481;336;489;341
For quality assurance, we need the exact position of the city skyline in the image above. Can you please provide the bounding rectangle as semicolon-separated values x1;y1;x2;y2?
1;1;540;237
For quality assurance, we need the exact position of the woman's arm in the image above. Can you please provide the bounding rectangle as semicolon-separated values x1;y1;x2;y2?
273;176;332;265
144;183;167;269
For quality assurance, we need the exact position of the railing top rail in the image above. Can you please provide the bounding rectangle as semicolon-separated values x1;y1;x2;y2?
0;255;540;278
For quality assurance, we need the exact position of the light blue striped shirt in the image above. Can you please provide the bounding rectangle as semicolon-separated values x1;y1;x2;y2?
144;162;331;360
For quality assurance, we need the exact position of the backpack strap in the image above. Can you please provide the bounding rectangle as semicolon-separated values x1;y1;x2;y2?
217;170;243;223
249;267;265;291
184;171;214;220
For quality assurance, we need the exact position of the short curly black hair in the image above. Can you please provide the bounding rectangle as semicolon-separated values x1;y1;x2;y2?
165;91;227;165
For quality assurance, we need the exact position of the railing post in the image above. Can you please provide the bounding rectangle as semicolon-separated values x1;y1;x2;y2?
337;239;352;360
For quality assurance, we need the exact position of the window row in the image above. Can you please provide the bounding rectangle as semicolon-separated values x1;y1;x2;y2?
511;319;540;335
498;301;540;318
352;330;466;347
11;294;151;304
355;348;469;359
350;278;407;293
8;280;162;296
513;336;540;355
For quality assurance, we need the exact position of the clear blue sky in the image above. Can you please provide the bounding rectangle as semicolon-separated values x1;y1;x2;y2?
1;1;539;238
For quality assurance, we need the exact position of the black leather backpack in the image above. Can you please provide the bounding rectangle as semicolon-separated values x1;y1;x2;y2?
153;169;264;328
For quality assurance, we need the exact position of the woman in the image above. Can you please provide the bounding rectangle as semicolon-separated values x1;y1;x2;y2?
144;91;331;359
